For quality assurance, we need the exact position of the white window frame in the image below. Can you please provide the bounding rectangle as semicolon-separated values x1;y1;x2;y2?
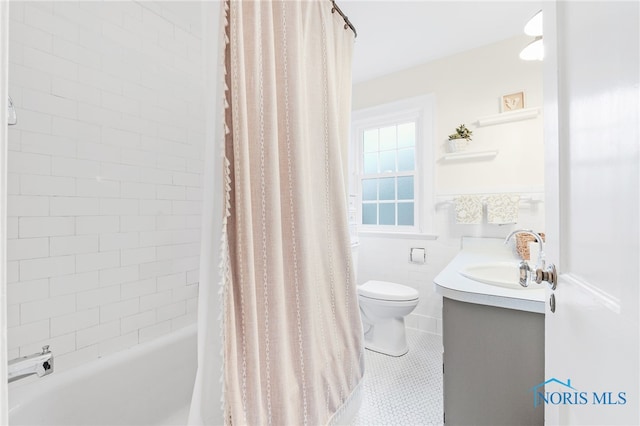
350;94;435;235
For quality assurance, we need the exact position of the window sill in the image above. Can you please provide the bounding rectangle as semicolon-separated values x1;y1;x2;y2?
357;231;438;240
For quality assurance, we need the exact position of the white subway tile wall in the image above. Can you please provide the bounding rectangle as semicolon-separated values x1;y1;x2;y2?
7;1;204;371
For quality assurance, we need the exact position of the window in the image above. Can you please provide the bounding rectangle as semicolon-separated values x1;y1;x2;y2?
361;122;416;226
351;95;434;234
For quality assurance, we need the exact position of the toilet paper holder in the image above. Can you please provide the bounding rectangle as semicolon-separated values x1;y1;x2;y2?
409;247;426;264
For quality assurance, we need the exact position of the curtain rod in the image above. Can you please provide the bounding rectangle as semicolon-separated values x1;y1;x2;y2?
330;0;357;38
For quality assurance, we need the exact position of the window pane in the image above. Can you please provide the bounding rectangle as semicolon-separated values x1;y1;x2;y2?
363;153;378;174
363;129;378;152
397;122;415;148
379;203;395;225
362;203;377;225
398;148;415;172
398;176;414;200
398;202;414;226
362;179;377;201
379;126;396;150
378;177;395;200
379;150;396;173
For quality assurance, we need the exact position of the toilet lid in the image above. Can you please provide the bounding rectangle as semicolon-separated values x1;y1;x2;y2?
358;280;419;301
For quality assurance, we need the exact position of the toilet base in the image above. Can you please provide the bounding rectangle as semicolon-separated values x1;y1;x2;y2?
362;316;409;357
364;343;409;357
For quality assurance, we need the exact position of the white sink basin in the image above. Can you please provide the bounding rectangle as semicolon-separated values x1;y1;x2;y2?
459;261;537;290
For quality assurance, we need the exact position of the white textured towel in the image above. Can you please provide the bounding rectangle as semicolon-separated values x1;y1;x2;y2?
486;194;520;224
454;195;483;224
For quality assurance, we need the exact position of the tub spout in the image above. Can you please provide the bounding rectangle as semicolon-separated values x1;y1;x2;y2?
8;346;54;383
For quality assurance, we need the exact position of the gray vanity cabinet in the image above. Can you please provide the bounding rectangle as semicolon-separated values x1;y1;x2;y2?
442;297;544;426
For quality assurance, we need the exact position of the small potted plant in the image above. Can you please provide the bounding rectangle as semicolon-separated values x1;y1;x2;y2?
447;124;473;153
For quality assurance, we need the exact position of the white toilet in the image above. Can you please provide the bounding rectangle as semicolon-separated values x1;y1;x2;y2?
350;236;419;356
357;280;419;357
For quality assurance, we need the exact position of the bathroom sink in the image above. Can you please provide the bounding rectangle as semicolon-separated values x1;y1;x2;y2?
459;262;537;290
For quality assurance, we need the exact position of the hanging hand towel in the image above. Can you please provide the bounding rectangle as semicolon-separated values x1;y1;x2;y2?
486;194;520;224
454;195;483;224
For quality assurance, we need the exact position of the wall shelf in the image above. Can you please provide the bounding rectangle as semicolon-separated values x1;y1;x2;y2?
476;108;541;127
440;150;498;162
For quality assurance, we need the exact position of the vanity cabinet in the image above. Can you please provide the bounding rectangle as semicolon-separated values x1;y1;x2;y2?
442;297;544;426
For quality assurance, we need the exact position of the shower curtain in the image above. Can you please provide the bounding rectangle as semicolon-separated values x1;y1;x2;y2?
189;1;364;425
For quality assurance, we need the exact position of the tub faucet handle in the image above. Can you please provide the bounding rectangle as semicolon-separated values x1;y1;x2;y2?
8;95;17;126
42;345;50;354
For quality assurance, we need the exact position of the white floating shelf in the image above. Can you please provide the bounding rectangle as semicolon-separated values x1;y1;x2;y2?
476;107;541;127
440;150;498;162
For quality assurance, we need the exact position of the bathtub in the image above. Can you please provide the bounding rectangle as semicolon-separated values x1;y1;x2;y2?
8;325;197;426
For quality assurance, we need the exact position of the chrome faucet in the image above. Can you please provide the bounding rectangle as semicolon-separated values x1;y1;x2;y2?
505;229;545;269
8;345;54;383
505;229;545;287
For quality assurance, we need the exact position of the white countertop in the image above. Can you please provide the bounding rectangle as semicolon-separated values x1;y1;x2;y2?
434;237;545;314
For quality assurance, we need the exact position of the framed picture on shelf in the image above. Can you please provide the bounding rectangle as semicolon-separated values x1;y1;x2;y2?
501;91;525;112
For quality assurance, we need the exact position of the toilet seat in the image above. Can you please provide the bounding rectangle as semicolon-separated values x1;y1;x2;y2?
358;280;418;302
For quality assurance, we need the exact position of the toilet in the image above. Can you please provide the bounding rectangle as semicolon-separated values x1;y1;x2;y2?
358;280;419;357
351;237;419;356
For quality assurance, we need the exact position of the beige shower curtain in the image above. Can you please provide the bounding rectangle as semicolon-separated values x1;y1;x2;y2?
221;1;364;424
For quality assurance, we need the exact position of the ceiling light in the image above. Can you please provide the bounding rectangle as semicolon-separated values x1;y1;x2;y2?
524;10;543;37
519;36;544;61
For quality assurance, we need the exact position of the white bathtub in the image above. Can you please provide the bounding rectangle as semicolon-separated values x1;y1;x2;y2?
8;325;197;426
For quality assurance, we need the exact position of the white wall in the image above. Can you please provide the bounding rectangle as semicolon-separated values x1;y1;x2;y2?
6;1;205;373
1;0;10;421
352;36;544;335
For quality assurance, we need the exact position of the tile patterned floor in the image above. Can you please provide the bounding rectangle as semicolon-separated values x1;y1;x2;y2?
352;330;444;426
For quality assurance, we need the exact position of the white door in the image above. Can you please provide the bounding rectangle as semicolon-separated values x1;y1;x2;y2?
543;1;639;425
